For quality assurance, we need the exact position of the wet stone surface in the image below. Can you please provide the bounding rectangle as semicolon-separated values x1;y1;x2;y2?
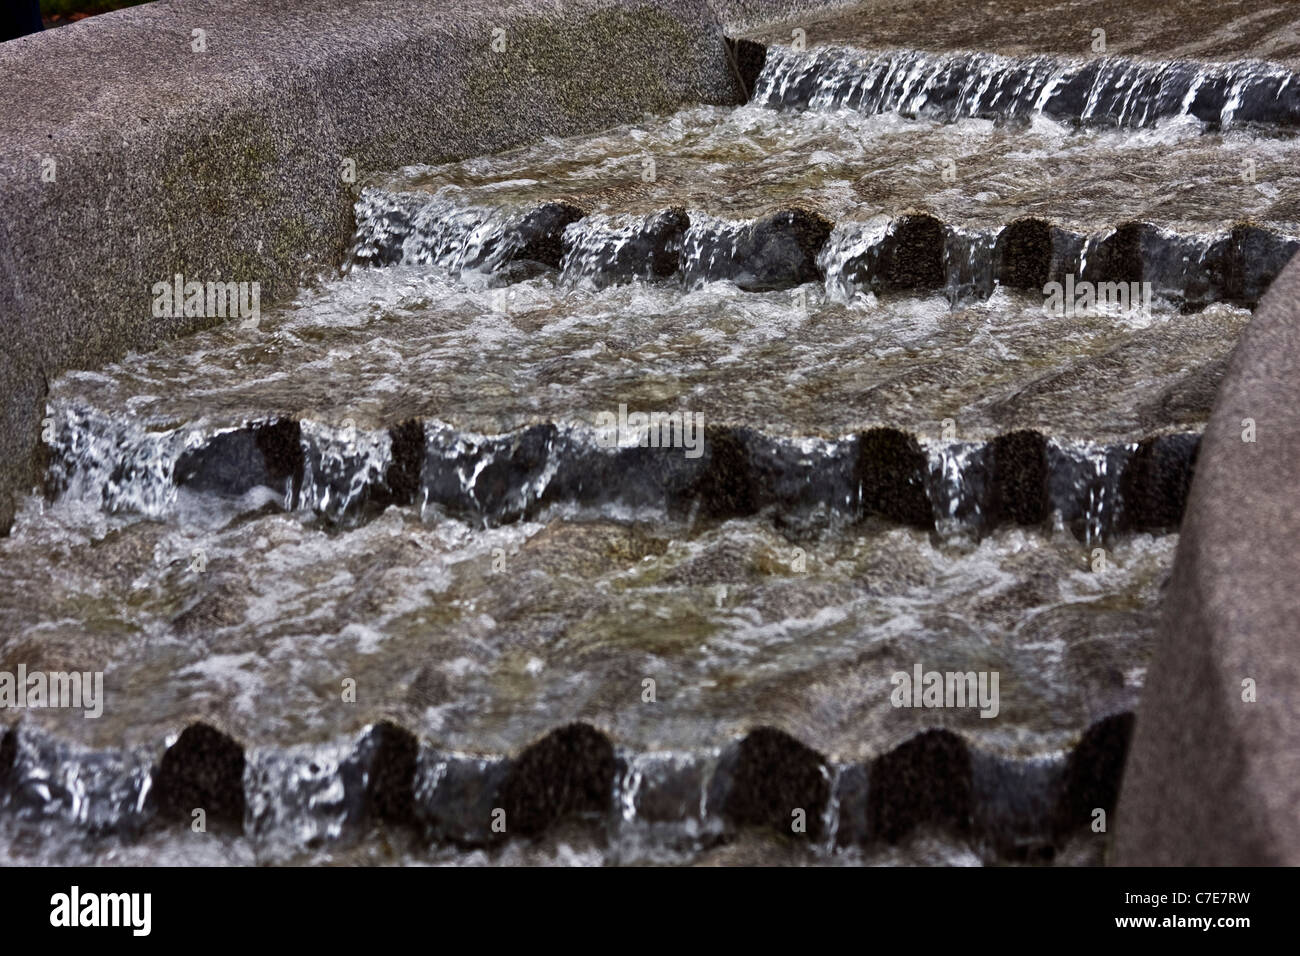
0;25;1272;864
0;498;1171;760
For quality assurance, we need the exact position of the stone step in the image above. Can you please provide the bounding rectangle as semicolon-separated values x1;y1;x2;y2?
0;715;1134;863
46;409;1199;541
746;43;1300;132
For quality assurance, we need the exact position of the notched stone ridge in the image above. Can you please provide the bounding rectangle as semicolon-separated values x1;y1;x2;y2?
0;713;1137;861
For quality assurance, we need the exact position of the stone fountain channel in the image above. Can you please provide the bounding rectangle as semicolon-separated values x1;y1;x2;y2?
2;24;1297;865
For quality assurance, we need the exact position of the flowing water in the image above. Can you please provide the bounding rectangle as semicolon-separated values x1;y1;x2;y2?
3;31;1298;866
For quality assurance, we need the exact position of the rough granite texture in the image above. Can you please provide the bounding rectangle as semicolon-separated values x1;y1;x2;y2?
0;0;852;530
1116;253;1300;866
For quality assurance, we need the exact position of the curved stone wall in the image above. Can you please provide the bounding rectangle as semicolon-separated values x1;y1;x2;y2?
1115;251;1300;865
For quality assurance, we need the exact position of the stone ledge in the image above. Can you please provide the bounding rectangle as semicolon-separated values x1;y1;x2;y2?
1116;249;1300;865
